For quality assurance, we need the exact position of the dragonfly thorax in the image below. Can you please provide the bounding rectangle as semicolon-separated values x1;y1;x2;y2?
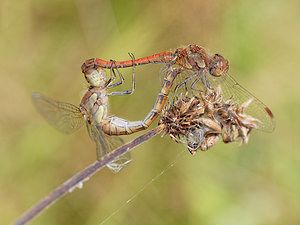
174;45;211;72
80;87;108;126
84;68;107;88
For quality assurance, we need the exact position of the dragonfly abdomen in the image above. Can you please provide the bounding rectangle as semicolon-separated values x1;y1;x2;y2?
101;67;182;135
81;52;173;73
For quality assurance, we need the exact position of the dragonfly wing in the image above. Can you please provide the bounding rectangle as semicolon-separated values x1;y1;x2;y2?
106;135;131;173
88;123;131;173
170;68;275;132
205;73;275;132
32;93;84;134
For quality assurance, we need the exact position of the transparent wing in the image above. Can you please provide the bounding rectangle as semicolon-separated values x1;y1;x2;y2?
159;64;170;83
207;73;275;132
32;93;84;134
162;65;275;132
87;123;131;173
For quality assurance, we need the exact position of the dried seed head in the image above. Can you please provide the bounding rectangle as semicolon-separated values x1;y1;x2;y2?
159;85;261;154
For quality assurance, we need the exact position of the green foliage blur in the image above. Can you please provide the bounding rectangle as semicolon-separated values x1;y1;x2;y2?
1;0;300;224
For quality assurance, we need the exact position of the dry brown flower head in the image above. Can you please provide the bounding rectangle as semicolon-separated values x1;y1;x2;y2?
159;85;261;155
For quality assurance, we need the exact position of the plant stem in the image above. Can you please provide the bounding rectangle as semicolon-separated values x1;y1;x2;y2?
12;124;164;225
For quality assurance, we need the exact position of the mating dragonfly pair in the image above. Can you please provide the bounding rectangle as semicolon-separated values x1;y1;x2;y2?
33;45;275;172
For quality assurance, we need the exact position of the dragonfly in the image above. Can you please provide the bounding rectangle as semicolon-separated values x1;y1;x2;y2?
82;45;275;134
32;57;138;173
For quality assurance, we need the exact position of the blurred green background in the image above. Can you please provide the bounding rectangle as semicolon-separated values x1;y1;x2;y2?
1;0;300;224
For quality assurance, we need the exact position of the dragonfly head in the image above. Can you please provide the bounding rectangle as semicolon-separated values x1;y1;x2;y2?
209;54;229;77
84;68;107;88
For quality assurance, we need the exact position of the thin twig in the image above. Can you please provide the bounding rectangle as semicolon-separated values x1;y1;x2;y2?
12;124;165;225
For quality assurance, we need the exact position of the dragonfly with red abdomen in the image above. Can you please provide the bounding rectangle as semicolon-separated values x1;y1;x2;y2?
33;58;137;172
83;45;275;136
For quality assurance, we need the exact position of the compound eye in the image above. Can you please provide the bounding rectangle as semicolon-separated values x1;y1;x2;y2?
209;54;229;77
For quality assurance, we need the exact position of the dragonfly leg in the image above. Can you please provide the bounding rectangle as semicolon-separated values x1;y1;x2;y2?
171;72;198;103
101;67;182;135
106;60;124;88
189;71;208;95
203;73;213;90
107;53;136;96
189;75;202;94
188;71;214;97
107;53;135;89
